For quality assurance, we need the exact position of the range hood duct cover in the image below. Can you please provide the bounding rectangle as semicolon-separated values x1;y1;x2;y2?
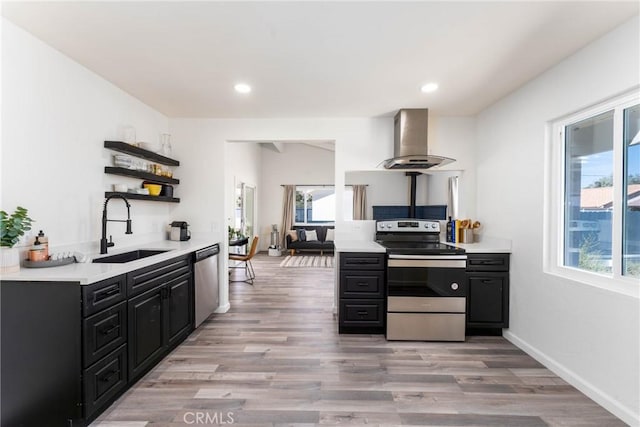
382;109;455;170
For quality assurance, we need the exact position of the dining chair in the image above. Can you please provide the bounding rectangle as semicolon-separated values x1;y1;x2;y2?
229;236;259;285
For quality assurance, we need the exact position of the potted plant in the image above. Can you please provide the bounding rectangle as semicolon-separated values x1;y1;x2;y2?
0;206;34;273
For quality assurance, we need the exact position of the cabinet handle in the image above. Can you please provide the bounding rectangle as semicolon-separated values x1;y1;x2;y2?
481;279;496;284
100;324;119;335
477;260;501;265
99;370;118;383
357;282;369;287
357;311;368;316
96;287;119;300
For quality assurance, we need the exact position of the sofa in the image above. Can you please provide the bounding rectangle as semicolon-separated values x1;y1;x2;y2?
285;225;335;256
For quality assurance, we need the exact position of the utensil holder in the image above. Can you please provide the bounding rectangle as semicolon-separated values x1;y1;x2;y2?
462;229;474;243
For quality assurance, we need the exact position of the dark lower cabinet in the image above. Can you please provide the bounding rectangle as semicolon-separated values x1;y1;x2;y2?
338;252;386;334
466;253;510;332
0;253;195;427
128;271;193;381
128;284;166;381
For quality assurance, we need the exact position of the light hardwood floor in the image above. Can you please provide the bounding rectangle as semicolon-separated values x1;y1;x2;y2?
93;253;625;426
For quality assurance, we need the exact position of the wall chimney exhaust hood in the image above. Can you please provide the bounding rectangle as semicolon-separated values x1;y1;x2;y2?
382;109;455;170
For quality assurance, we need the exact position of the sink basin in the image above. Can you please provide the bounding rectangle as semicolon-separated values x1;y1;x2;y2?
92;249;169;264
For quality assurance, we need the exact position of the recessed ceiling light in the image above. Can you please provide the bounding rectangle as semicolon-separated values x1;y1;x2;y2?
234;83;251;94
421;83;439;93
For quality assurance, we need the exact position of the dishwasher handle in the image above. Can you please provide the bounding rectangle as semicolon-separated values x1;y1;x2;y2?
195;244;220;261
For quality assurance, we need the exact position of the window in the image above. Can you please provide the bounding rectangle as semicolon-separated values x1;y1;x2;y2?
563;110;614;274
294;186;354;224
548;91;640;291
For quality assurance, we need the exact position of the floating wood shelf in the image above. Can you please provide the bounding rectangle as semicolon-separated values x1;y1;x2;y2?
104;192;180;203
104;167;180;185
104;141;180;166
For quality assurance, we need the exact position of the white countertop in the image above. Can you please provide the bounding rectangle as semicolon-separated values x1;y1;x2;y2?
444;237;512;253
334;240;386;253
1;237;220;285
335;237;511;254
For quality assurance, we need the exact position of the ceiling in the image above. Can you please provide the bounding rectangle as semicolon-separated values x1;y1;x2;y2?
2;1;638;118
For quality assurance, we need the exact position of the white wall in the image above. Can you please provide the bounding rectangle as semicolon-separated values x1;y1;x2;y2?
428;116;477;221
259;143;334;251
1;19;171;251
475;16;640;425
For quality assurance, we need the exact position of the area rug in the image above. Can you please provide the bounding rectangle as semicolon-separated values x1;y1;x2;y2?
280;255;335;268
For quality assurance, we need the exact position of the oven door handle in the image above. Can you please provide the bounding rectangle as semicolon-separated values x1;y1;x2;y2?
388;254;467;260
388;257;467;269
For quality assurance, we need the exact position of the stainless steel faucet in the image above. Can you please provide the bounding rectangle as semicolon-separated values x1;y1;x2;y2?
100;195;132;254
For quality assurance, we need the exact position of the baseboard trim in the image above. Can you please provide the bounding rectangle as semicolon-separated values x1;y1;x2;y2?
214;302;230;314
503;330;639;427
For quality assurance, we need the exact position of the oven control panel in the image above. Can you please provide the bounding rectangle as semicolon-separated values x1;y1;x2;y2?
376;220;440;232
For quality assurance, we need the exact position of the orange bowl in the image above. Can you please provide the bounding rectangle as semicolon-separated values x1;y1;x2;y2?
143;183;162;196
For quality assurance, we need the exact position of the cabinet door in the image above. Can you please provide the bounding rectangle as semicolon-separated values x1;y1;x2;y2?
467;274;507;325
167;273;193;347
128;285;166;380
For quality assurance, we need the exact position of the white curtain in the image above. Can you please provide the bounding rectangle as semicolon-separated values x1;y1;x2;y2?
280;185;295;247
352;185;367;220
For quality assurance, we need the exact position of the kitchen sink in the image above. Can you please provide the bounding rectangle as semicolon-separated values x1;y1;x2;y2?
92;249;170;264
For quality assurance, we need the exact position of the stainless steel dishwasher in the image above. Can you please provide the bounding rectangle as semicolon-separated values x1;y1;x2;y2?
193;244;219;328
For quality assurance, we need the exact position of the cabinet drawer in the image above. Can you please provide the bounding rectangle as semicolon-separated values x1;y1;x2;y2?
340;271;384;298
127;255;191;297
83;344;127;419
83;301;127;368
82;275;126;316
340;253;385;270
340;299;384;326
466;253;510;272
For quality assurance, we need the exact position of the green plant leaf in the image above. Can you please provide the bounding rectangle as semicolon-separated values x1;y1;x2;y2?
0;206;34;247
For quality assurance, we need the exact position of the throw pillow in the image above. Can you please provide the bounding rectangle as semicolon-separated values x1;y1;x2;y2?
305;229;318;241
287;230;298;242
298;229;307;241
325;228;335;242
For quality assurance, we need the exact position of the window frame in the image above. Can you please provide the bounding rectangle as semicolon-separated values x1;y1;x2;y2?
293;185;354;225
545;90;640;298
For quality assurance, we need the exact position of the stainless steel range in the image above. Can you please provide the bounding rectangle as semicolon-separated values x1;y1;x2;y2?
376;219;467;341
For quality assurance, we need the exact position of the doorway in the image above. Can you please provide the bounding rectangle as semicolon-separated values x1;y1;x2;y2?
234;182;256;239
